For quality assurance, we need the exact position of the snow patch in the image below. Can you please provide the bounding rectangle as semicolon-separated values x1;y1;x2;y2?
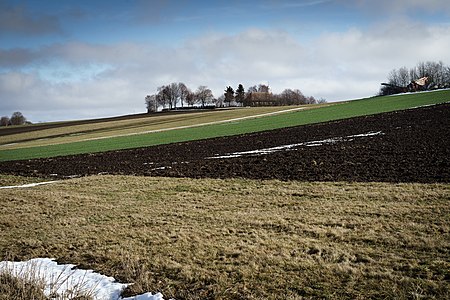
409;101;450;109
387;88;450;97
0;258;166;300
152;166;171;170
210;131;383;159
0;181;60;189
0;142;18;147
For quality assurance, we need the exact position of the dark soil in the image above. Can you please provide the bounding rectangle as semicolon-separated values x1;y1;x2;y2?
1;104;449;183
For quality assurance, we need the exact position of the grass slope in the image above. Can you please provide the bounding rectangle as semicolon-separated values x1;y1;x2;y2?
1;90;449;161
0;175;449;299
0;106;298;149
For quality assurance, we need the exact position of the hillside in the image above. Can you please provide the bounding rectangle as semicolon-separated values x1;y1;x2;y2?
1;103;448;183
0;90;449;162
0;93;449;300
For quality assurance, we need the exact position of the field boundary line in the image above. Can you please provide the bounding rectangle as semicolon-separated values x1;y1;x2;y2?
80;107;308;142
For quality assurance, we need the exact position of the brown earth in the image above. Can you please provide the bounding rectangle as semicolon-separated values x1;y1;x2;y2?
0;104;449;183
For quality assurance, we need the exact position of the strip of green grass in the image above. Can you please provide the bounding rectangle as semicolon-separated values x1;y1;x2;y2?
1;90;449;161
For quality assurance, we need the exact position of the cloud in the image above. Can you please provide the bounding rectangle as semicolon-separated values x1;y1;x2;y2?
345;0;450;15
260;0;332;9
0;71;141;122
0;48;39;68
0;2;63;36
1;19;450;122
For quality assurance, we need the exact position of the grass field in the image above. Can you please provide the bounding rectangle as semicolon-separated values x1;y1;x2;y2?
0;106;302;149
0;175;448;299
1;90;449;162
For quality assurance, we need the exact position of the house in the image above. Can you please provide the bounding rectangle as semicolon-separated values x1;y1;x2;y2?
407;76;429;92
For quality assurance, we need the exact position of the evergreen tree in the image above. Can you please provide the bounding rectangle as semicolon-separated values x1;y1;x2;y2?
224;86;234;106
235;84;245;106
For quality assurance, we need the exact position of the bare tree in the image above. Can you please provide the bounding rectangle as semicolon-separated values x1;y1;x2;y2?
184;90;195;107
424;61;445;86
247;85;258;93
215;95;225;108
416;61;427;78
280;89;307;105
195;86;214;107
387;69;401;86
145;95;158;113
168;82;181;109
157;85;171;109
409;68;418;83
0;116;10;126
258;84;270;93
397;67;410;87
179;82;190;108
306;96;317;104
444;66;450;84
10;111;26;125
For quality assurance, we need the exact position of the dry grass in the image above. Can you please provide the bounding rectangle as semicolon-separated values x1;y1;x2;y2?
0;106;310;150
0;272;46;300
0;175;51;187
0;175;449;299
0;263;94;300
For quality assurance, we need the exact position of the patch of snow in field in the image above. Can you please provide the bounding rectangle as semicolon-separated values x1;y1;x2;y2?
387;89;450;97
346;132;384;138
210;131;383;159
152;166;171;170
0;142;18;147
0;258;166;300
0;181;60;189
409;100;450;109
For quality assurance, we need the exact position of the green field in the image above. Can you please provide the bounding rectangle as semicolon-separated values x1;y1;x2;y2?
1;90;449;161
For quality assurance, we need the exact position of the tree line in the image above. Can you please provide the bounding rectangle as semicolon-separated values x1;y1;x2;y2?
379;61;450;96
223;84;326;107
145;83;215;112
0;112;27;126
146;83;325;112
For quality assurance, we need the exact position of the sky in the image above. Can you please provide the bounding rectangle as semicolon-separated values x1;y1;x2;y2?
1;0;450;122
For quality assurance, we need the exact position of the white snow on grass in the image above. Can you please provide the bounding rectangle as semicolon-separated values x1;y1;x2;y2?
409;100;450;109
210;131;383;159
0;258;166;300
387;89;450;97
0;180;60;189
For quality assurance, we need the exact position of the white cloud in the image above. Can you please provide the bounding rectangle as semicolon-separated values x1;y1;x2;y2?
344;0;450;15
1;19;450;122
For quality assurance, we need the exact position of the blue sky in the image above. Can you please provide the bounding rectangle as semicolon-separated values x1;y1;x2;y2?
1;0;450;122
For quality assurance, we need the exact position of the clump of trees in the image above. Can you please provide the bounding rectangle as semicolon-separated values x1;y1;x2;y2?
379;61;450;96
220;84;325;107
0;112;27;126
146;82;324;112
146;82;215;112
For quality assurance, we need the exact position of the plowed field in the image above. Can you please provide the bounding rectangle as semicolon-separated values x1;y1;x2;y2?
1;104;448;183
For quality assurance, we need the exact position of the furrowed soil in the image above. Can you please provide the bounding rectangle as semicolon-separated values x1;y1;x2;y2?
0;104;449;183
